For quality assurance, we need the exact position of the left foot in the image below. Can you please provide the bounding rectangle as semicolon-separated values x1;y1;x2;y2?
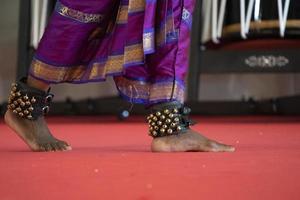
151;129;235;152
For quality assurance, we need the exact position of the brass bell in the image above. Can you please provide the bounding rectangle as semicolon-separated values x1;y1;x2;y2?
169;113;174;118
12;86;17;92
11;83;17;87
23;95;29;100
14;101;18;105
27;115;33;119
17;98;23;103
167;129;173;134
177;126;182;131
171;123;176;127
154;126;159;130
16;107;22;112
7;105;11;110
20;102;26;107
10;91;16;97
150;114;154;118
173;108;179;113
153;116;158;121
164;109;170;114
147;116;150;120
148;119;152;123
152;131;158;136
24;110;29;115
151;122;156;126
16;92;21;96
156;111;161;117
160;128;166;133
166;119;171;124
150;127;154;131
18;113;24;117
25;101;31;106
160;115;166;120
157;121;162;126
162;125;168;129
28;107;34;111
11;104;16;109
31;97;36;103
174;117;180;122
13;109;18;114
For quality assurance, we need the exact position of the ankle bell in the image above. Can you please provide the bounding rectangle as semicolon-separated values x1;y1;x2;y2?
7;78;54;120
146;101;194;138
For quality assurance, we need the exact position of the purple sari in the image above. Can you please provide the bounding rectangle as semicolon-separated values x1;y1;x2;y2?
29;0;195;105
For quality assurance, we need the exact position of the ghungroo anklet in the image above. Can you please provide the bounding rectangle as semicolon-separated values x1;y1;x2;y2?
7;78;54;120
147;101;194;138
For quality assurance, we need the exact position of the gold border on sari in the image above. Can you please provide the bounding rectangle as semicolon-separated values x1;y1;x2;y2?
89;55;124;80
31;59;86;82
115;76;185;103
116;5;129;24
30;42;145;83
124;43;144;65
56;1;103;23
128;0;146;13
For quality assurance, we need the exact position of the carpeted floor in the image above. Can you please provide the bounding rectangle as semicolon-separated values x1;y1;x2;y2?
0;116;299;200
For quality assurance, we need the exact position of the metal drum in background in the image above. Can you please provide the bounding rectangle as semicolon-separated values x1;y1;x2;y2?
201;0;300;47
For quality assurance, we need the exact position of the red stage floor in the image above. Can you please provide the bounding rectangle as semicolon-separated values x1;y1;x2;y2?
0;116;300;200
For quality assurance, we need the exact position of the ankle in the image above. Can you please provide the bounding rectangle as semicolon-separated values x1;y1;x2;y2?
146;101;193;138
27;76;50;91
7;78;54;120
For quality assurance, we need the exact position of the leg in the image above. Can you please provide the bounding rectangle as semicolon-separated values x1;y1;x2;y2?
4;0;117;152
114;0;234;152
146;0;234;152
4;76;71;152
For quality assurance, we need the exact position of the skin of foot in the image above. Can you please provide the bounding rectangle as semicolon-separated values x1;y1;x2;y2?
4;109;71;152
151;129;235;152
3;76;71;152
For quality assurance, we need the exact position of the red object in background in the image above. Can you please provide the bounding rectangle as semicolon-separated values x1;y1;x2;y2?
0;116;300;200
221;39;300;50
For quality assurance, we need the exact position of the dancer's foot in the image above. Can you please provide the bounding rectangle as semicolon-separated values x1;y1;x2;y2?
151;129;235;152
4;110;71;152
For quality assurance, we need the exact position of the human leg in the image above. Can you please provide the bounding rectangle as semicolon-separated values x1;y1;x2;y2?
5;0;118;151
147;0;234;152
114;0;234;152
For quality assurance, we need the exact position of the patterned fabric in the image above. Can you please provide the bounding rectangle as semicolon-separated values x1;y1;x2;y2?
29;0;195;105
55;1;103;23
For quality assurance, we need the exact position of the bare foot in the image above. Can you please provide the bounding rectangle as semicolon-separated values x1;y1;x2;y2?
151;129;235;152
4;110;71;152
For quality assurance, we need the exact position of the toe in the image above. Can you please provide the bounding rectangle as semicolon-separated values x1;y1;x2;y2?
54;142;64;151
44;143;54;152
57;142;71;151
210;141;235;152
56;140;72;151
64;144;72;151
57;139;68;146
222;144;235;152
37;145;46;152
51;142;62;151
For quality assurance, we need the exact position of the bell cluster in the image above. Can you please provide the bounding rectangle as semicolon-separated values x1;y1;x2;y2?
7;83;36;120
147;108;183;137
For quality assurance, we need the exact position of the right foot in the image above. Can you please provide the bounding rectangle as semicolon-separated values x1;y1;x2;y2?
4;110;71;152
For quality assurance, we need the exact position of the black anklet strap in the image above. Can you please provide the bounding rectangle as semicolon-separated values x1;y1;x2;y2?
147;101;194;138
7;78;54;120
